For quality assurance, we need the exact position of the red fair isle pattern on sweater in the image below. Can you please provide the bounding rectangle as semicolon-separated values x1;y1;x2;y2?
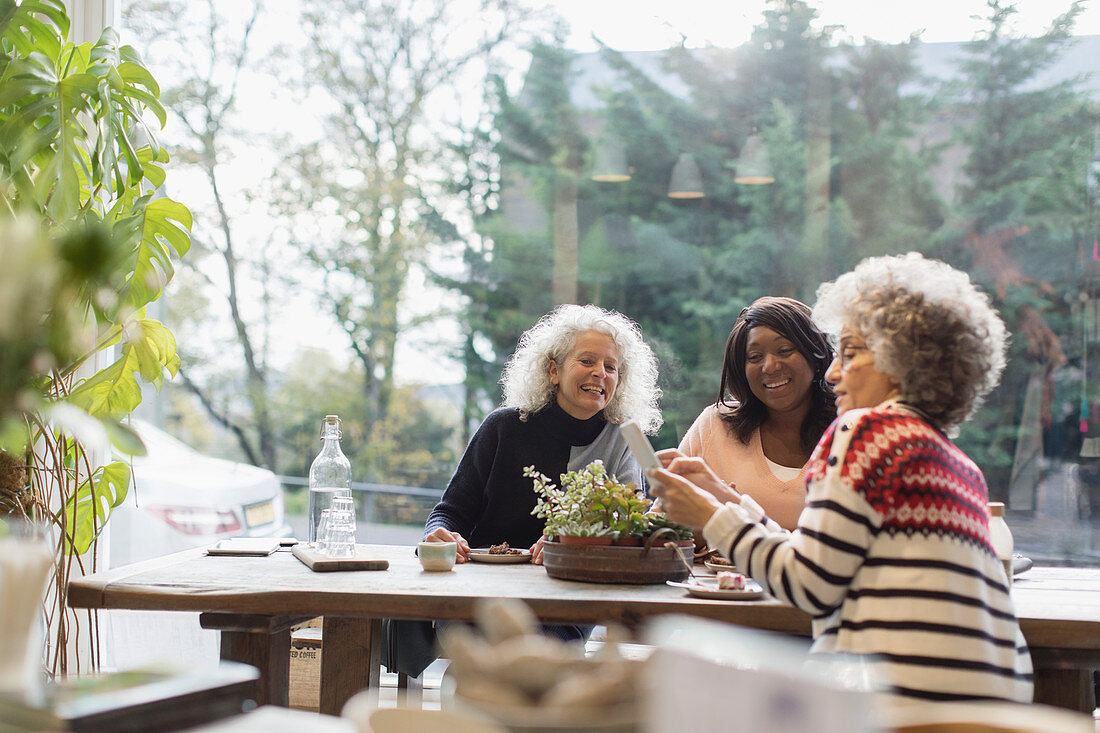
809;407;994;552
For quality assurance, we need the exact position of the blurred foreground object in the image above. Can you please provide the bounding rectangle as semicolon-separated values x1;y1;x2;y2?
0;529;52;704
879;698;1091;733
438;598;640;732
642;615;879;733
0;661;258;732
342;704;505;733
0;0;192;677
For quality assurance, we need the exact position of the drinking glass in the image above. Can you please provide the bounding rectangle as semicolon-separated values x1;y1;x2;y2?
330;495;356;525
315;509;333;555
323;496;356;558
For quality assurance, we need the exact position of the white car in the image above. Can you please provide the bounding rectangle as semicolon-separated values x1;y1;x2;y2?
107;420;293;568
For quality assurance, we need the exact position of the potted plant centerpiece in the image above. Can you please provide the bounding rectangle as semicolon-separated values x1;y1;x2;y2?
527;461;694;584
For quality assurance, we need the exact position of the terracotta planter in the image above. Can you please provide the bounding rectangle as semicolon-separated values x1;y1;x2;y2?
612;536;643;547
556;534;613;546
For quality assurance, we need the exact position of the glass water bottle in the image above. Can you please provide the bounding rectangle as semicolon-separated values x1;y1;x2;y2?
308;415;352;546
988;501;1013;588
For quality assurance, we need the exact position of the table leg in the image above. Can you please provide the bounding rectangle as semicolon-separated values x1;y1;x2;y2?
200;613;311;708
319;616;380;715
219;628;290;707
1028;648;1099;713
1032;668;1095;713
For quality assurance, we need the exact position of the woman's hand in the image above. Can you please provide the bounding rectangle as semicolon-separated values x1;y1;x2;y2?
648;449;682;512
647;467;723;530
656;451;741;504
530;535;548;565
655;447;686;468
423;527;470;563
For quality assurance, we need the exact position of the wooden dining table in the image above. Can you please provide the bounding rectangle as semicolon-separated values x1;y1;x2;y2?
67;544;1100;715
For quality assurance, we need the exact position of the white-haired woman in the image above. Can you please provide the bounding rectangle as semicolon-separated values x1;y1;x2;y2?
423;303;661;562
652;253;1033;704
384;304;661;679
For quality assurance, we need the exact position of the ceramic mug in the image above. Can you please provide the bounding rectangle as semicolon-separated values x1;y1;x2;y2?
417;540;457;571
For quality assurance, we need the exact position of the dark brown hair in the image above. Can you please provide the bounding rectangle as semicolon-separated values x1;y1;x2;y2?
717;296;836;454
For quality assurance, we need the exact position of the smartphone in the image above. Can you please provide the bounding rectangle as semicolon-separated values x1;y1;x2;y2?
206;538;281;556
621;420;661;471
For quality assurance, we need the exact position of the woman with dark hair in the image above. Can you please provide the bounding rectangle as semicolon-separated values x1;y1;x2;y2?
678;296;835;529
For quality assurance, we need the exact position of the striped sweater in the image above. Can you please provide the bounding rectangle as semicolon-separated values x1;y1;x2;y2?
702;400;1033;703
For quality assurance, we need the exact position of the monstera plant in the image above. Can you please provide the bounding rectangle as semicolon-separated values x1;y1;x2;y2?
0;0;192;675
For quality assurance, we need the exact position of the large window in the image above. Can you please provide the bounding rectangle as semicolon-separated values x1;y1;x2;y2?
118;0;1100;565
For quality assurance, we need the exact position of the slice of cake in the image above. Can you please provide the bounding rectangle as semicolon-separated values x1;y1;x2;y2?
716;571;746;591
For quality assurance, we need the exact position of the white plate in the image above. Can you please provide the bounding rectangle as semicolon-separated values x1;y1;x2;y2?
666;577;764;600
467;549;532;564
704;559;736;573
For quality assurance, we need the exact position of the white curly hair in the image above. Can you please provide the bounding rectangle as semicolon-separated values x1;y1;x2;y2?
812;252;1009;431
500;304;663;434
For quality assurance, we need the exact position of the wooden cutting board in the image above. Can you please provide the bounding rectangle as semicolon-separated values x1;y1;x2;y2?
291;544;390;572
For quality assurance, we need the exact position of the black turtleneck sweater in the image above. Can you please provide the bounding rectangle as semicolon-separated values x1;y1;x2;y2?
424;402;644;549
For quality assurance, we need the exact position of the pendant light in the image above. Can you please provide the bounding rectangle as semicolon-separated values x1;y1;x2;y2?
591;140;631;182
668;153;704;199
733;131;774;185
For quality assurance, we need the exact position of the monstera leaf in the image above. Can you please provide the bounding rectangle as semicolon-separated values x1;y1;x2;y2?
0;13;166;221
0;0;190;433
0;0;67;59
62;460;131;556
120;197;194;312
68;319;179;419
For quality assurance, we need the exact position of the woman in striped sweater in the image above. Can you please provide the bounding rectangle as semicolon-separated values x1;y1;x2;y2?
651;253;1033;704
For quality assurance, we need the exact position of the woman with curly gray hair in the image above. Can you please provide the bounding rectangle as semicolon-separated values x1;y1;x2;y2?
813;252;1007;433
651;253;1033;704
500;303;663;432
384;305;661;679
426;304;661;559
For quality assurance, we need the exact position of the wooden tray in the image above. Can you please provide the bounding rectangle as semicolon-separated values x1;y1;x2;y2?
291;544;389;572
541;538;693;585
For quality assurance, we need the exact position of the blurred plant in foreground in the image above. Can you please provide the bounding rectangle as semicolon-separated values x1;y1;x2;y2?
0;0;192;676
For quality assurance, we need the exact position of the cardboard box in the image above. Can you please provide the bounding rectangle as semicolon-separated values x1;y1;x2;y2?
289;622;322;712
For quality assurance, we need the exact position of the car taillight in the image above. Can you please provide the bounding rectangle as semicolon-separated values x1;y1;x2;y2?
147;506;242;535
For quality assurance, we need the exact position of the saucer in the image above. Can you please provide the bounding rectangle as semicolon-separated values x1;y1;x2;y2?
467;549;532;564
666;577;764;600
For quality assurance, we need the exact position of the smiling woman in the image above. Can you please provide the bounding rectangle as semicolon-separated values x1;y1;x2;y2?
828;331;902;415
501;304;663;432
678;297;835;530
382;304;662;679
548;330;621;420
424;304;662;559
